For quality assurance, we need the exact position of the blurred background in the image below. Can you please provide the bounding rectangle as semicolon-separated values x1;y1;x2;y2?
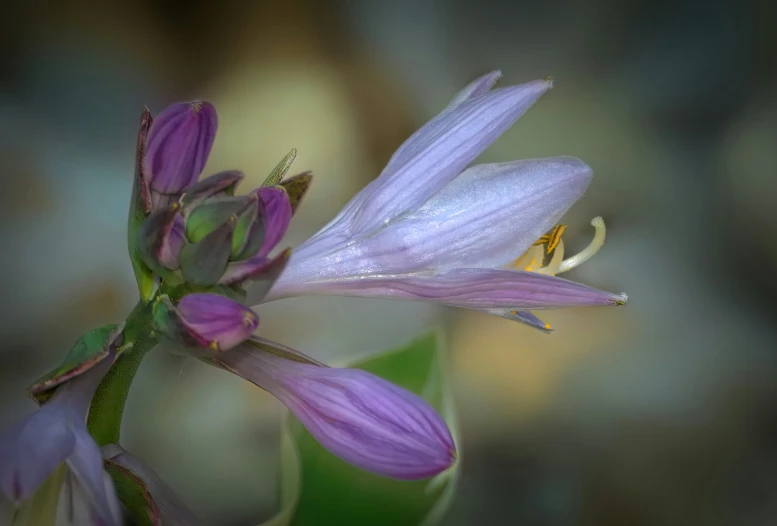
1;0;776;524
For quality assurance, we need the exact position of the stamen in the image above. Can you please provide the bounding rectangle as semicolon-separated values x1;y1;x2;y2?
557;217;606;274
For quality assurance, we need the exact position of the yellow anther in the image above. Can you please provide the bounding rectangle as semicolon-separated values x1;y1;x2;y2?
544;323;551;330
208;341;219;351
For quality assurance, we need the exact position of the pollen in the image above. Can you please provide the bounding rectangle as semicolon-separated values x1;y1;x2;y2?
544;323;551;330
209;341;220;351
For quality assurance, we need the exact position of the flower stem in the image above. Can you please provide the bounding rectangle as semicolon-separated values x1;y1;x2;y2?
87;300;157;445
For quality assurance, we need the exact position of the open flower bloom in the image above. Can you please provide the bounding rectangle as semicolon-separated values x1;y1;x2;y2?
213;338;456;480
0;352;122;525
259;72;626;330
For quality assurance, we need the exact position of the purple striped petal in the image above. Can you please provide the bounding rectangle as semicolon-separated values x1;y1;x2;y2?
159;213;186;270
176;294;258;351
266;268;626;311
276;157;592;288
300;78;552;255
144;101;217;196
445;70;502;109
215;343;456;480
254;187;292;257
103;444;202;526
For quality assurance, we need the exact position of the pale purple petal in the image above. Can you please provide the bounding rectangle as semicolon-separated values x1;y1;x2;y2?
66;426;122;526
274;157;592;289
300;78;553;254
255;187;292;257
177;293;258;351
445;70;502;109
215;344;456;480
144;101;217;195
102;444;202;526
267;268;626;310
159;214;186;270
0;405;75;503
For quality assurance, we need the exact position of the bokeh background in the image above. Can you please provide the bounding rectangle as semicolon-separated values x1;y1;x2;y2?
1;0;776;524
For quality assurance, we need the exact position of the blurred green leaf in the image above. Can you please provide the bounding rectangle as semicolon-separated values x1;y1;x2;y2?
261;331;459;526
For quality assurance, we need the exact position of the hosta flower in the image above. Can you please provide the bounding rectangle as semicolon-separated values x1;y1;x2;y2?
129;71;628;484
0;329;123;525
258;72;626;330
214;338;456;480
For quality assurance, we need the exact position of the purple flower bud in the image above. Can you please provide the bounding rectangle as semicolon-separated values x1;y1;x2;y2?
153;294;258;351
216;343;456;480
144;101;217;199
254;187;291;258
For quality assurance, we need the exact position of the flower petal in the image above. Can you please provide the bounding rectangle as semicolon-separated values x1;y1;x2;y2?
445;70;502;109
301;78;552;253
0;405;75;503
144;101;217;196
272;157;592;289
175;293;258;351
214;343;456;480
102;444;203;526
254;187;292;258
221;248;291;302
66;425;122;526
266;268;626;311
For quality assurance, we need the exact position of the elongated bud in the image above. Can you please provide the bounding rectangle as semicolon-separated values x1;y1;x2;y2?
144;101;217;199
216;344;456;480
152;294;258;351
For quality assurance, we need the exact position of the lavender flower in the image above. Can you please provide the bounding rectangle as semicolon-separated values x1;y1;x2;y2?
214;338;456;480
0;343;121;525
258;72;626;330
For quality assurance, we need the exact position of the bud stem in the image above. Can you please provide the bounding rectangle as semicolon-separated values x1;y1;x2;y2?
87;300;158;445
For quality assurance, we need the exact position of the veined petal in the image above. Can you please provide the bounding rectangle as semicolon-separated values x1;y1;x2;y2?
214;343;455;480
272;157;592;289
445;70;502;109
102;444;202;526
254;187;292;257
301;77;553;253
175;293;258;351
266;268;626;311
144;101;217;196
66;425;122;526
0;405;75;503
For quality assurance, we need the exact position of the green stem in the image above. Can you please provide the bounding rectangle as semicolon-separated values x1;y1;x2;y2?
88;300;157;446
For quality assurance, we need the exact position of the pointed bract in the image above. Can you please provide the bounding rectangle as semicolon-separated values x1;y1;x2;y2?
262;148;297;187
215;342;456;480
279;171;313;215
144;101;217;197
